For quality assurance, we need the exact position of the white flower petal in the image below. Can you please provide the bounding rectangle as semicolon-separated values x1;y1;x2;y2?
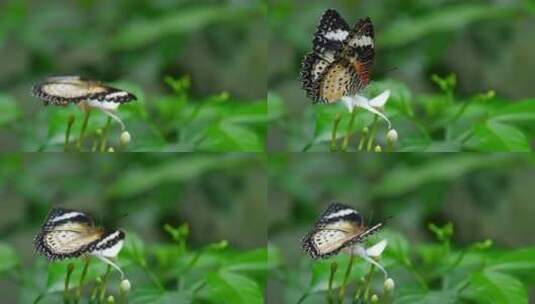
359;253;388;279
356;102;392;129
353;94;370;107
341;96;355;113
366;239;388;257
368;90;391;108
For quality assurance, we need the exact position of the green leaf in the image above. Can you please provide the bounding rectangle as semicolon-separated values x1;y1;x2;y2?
45;259;107;293
110;6;254;50
0;243;18;274
380;4;518;48
488;248;535;284
0;94;19;126
131;287;192;304
398;287;459;304
466;121;530;152
206;271;263;304
371;154;515;197
224;249;267;274
465;270;527;304
109;154;258;197
199;122;263;152
490;99;535;125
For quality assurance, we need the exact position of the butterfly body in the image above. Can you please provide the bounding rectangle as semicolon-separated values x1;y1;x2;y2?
32;76;136;107
301;203;384;259
300;9;374;104
34;208;125;261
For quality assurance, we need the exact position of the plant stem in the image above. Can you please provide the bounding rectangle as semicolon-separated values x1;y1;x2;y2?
338;253;355;303
65;115;75;152
75;258;91;303
366;115;379;151
100;117;112;152
330;113;342;151
99;264;112;302
64;263;75;304
342;109;357;151
77;109;92;151
297;292;310;304
363;264;375;302
327;262;338;304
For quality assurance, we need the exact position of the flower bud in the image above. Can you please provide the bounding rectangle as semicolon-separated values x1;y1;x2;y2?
120;279;131;293
120;131;131;145
387;129;398;144
107;295;115;303
371;294;379;302
384;278;395;291
374;145;382;152
107;147;115;152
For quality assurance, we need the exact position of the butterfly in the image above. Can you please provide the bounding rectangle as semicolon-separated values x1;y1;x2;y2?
299;9;374;104
32;76;136;129
34;208;125;277
32;76;136;107
301;203;385;259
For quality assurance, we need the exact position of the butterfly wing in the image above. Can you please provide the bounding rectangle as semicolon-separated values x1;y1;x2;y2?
34;208;125;261
300;11;375;104
302;203;384;259
344;17;375;89
32;77;136;106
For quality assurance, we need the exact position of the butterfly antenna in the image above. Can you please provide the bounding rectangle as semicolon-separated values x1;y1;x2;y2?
384;66;398;73
94;255;124;279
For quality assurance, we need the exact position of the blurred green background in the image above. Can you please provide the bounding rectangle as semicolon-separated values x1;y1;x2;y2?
268;0;535;151
268;153;535;303
0;0;267;151
0;153;267;302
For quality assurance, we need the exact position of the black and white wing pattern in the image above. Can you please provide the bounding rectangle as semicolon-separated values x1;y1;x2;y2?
32;76;137;106
299;9;375;104
34;208;125;261
301;203;384;259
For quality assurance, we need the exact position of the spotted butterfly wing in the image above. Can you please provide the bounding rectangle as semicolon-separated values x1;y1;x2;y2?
299;9;374;104
301;203;384;259
32;76;137;106
34;208;125;262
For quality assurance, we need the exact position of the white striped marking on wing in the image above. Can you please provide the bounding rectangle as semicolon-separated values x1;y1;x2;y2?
50;212;85;223
325;29;349;41
324;208;358;219
349;35;373;47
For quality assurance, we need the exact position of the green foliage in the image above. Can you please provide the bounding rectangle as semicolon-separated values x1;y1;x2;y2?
4;76;267;152
5;228;267;304
271;226;535;304
273;74;535;152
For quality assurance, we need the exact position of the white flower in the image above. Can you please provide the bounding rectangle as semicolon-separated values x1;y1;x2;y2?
387;128;398;144
344;239;388;279
384;277;395;291
341;90;392;128
120;279;131;292
120;131;131;145
78;100;125;130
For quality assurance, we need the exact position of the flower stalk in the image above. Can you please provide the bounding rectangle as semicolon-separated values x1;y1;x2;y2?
338;253;355;303
99;264;112;302
342;109;357;151
331;113;342;151
75;258;91;303
366;115;379;151
64;115;75;152
64;263;75;304
327;262;338;304
76;109;92;150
